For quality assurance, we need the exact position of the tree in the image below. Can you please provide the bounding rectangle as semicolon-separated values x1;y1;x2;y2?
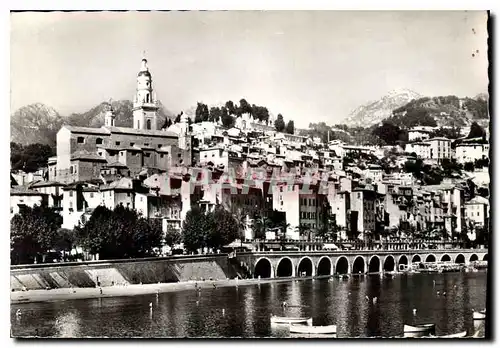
164;228;182;249
225;100;236;116
209;107;222;123
221;107;235;128
251;215;269;240
207;206;239;250
11;142;55;173
182;206;209;253
275;114;285;132
76;205;163;259
464;161;475;172
11;205;63;264
467;122;486;139
174;113;182;123
285;120;295;134
372;122;402;145
239;99;252;115
161;118;172;129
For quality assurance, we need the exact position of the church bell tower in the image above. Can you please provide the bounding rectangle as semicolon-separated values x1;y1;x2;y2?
133;54;159;130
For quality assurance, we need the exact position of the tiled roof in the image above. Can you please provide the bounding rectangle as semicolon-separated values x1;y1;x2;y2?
63;125;111;135
11;186;47;196
104;161;128;168
30;181;66;188
105;126;178;138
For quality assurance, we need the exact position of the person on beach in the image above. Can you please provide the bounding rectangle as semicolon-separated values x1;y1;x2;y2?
99;287;103;295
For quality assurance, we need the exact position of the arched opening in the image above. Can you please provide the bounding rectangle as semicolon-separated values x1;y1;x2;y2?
317;257;332;276
276;258;293;277
137;120;140;129
483;254;488;261
455;254;465;264
383;256;395;272
352;257;365;274
441;254;451;262
336;257;349;275
297;257;313;277
469;254;478;262
254;258;272;279
146;93;150;103
146;119;152;130
398;255;408;269
412;255;421;263
425;254;436;263
368;256;380;273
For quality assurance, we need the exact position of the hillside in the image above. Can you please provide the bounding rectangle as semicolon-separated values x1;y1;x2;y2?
342;89;423;127
388;95;489;128
10;100;175;146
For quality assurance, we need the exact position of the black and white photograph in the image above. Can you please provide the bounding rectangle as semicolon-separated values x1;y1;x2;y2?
9;10;490;339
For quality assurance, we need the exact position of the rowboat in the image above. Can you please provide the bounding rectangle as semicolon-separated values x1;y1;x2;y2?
404;324;436;337
473;310;486;320
438;331;467;338
290;324;336;334
271;315;313;326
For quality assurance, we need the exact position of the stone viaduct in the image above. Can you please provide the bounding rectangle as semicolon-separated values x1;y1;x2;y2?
234;249;488;279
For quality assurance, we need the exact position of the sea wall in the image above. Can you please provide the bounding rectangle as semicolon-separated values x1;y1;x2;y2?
11;255;238;291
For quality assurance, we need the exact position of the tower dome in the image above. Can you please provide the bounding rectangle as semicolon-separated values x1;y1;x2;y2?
138;58;151;77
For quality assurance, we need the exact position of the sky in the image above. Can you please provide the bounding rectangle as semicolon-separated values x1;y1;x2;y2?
10;11;489;128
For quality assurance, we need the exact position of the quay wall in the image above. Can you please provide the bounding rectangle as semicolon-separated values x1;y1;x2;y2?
10;255;238;291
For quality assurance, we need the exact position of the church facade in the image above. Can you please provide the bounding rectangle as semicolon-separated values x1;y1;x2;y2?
53;57;192;184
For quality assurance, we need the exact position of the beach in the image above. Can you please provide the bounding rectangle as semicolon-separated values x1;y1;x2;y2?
11;276;311;304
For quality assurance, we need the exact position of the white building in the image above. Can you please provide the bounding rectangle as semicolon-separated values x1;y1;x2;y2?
465;196;489;227
454;142;489;164
408;126;432;142
405;142;431;159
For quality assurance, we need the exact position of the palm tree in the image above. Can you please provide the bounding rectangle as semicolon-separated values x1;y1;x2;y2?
251;215;269;241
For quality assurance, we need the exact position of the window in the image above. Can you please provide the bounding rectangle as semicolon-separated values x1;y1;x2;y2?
77;136;85;144
90;192;94;198
120;152;124;156
127;193;130;197
137;120;140;129
69;191;73;197
145;143;149;147
70;166;74;174
115;141;121;146
140;197;143;202
98;152;102;156
144;153;150;158
178;153;181;158
280;201;283;206
477;212;480;216
158;144;162;148
130;142;135;147
160;154;164;158
146;119;151;130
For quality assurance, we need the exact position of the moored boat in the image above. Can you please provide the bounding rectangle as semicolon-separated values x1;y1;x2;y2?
404;324;436;337
473;309;486;320
438;331;467;338
271;315;313;326
290;324;336;334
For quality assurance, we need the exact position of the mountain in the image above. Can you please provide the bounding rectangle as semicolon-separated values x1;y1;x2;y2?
11;100;176;146
10;103;65;146
342;89;423;128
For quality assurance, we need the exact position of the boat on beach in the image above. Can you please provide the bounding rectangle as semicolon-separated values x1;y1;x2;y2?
437;331;467;338
290;324;336;334
271;315;313;326
404;324;436;337
473;309;486;320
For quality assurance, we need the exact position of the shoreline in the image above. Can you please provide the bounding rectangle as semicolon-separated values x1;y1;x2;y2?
11;276;324;305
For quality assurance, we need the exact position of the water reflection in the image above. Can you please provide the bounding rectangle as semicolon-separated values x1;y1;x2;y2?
11;272;487;338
